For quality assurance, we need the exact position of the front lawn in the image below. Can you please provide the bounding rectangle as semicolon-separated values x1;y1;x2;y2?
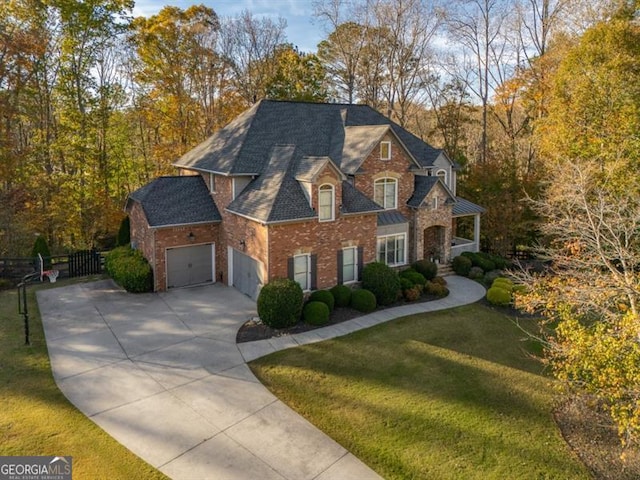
0;279;167;479
250;304;590;479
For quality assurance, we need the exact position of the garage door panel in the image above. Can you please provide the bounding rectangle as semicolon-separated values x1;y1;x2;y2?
167;244;214;289
232;249;263;300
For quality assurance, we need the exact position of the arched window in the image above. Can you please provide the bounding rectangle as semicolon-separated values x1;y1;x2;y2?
318;184;335;221
374;178;397;209
436;169;447;186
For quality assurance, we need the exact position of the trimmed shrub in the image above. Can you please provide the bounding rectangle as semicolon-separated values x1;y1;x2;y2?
257;278;303;328
105;247;153;293
452;255;472;276
475;256;496;273
492;277;514;292
487;286;512;306
399;277;414;291
330;285;352;308
350;289;377;313
117;216;131;246
461;251;477;262
412;260;438;280
425;281;448;297
483;269;503;286
432;276;447;286
399;269;427;286
489;254;510;270
462;251;496;273
403;286;421;301
309;289;335;312
362;262;401;306
468;266;484;280
303;301;330;326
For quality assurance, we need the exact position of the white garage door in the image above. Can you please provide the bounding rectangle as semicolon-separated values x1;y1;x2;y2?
166;244;214;289
232;249;263;300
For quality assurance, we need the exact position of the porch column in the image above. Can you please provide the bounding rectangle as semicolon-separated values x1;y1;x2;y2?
473;214;481;253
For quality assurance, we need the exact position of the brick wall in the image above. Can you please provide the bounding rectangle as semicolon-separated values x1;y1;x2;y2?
153;224;219;291
127;200;220;291
354;132;415;219
268;213;378;289
414;183;453;263
128;202;155;266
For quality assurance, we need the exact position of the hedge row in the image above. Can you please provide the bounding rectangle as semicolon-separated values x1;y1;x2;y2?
257;260;448;328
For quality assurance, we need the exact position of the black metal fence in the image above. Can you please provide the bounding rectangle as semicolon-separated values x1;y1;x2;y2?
0;249;105;285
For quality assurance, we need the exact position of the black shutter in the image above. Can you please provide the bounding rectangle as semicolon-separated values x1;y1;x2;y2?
310;254;318;290
337;249;343;285
287;257;294;280
357;246;364;281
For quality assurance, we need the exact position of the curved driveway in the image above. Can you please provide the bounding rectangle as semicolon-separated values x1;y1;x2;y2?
37;276;485;480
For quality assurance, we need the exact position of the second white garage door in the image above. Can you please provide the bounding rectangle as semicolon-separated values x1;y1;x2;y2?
231;249;263;300
166;244;214;289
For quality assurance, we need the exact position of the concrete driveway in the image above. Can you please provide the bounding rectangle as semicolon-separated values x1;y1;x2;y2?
38;280;380;480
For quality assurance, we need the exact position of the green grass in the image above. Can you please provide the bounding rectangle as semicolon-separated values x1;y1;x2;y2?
250;304;591;480
0;278;168;480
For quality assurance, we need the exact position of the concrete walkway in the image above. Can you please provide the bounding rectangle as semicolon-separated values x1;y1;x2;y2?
37;276;485;480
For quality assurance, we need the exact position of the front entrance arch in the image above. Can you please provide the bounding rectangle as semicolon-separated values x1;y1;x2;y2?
424;225;446;263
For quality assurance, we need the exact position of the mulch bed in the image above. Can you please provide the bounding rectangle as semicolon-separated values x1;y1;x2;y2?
235;292;446;343
555;395;640;479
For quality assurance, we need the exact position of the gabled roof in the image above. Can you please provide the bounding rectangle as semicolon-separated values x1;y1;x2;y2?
227;145;317;223
407;175;456;208
174;100;445;176
295;155;345;183
128;176;221;227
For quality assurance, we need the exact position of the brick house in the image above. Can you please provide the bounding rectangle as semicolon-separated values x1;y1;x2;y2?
126;100;484;298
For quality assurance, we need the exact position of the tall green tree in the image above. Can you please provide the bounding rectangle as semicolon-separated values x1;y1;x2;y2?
265;45;328;102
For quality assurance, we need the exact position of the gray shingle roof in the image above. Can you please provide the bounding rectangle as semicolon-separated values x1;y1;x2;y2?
174;100;445;176
171;100;460;223
341;181;383;215
453;197;486;216
227;145;317;223
129;176;221;227
407;176;439;207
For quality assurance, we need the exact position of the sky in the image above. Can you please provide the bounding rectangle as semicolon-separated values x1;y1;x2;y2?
132;0;326;53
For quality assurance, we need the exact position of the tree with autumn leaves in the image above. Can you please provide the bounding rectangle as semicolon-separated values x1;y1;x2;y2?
515;10;640;448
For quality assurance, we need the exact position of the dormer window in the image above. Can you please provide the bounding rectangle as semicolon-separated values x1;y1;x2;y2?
380;141;391;160
436;169;447;186
318;184;335;222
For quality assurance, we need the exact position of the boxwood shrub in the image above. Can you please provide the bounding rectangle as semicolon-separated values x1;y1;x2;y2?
303;301;330;326
468;266;484;280
399;269;427;286
257;278;303;328
487;286;512;306
412;259;438;280
104;247;153;293
350;289;377;313
425;281;448;297
330;285;352;308
492;277;514;292
362;262;400;306
309;289;335;312
452;255;472;276
399;277;414;291
403;286;421;302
